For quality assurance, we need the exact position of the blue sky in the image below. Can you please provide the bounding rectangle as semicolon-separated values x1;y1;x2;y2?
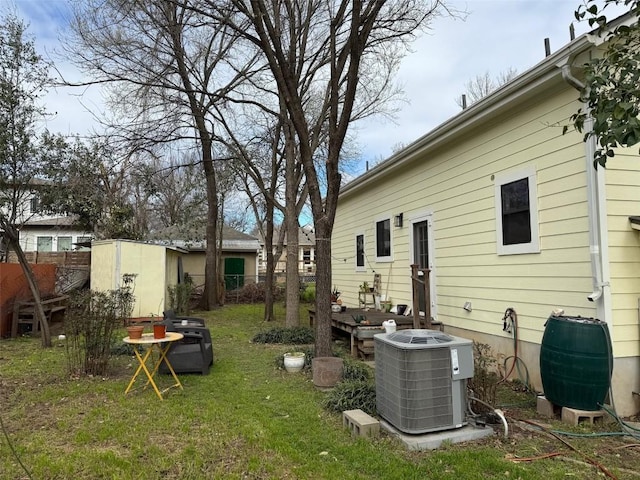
3;0;630;175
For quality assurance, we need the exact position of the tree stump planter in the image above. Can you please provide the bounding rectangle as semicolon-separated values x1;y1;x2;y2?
312;356;344;388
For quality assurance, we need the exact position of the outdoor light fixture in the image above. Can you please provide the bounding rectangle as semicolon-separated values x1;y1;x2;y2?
394;213;403;228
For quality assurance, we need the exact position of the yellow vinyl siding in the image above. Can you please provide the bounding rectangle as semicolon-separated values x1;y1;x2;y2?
119;241;166;318
333;83;598;345
606;154;640;357
91;240;182;319
90;240;116;293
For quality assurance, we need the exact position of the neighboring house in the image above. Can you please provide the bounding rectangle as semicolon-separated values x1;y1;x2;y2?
91;239;187;318
178;227;261;291
331;15;640;416
19;216;92;253
258;226;316;278
1;183;93;253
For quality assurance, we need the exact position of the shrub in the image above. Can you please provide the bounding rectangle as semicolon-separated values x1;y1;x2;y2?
110;342;136;356
300;282;316;302
225;282;285;304
252;326;314;345
342;358;373;382
468;341;499;412
64;280;135;376
167;275;194;315
324;380;377;415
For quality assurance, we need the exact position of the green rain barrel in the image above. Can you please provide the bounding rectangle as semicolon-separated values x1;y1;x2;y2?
540;315;612;411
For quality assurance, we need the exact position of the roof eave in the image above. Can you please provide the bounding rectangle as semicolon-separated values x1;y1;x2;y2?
339;32;595;199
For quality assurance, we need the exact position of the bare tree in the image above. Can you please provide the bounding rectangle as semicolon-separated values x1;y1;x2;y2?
143;153;208;241
455;68;518;108
197;0;454;356
64;0;260;309
215;106;290;322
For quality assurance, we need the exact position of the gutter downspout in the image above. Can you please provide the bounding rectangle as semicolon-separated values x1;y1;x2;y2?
560;63;611;323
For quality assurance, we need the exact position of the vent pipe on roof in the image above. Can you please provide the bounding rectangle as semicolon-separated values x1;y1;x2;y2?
570;23;575;41
544;38;551;57
461;94;467;109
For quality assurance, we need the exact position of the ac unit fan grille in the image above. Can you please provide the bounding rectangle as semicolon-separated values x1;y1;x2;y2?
375;342;453;432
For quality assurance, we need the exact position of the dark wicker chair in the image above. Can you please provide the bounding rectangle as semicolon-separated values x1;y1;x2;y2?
160;312;213;375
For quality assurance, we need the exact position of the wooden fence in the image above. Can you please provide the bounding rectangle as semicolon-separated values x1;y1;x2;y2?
6;251;91;267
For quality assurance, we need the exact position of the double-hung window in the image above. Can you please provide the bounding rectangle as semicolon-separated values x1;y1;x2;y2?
375;217;392;262
355;234;365;271
495;166;539;255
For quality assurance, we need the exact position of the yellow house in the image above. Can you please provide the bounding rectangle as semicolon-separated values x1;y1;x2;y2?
332;16;640;416
91;239;186;318
177;227;261;291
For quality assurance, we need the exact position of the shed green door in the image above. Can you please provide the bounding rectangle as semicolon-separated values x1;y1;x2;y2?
224;258;245;290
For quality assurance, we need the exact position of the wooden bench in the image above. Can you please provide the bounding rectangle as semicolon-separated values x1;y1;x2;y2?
11;295;69;338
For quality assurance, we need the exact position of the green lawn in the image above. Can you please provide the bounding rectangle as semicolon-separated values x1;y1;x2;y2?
1;304;638;479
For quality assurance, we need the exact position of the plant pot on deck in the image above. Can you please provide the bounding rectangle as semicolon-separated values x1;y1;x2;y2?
312;356;344;388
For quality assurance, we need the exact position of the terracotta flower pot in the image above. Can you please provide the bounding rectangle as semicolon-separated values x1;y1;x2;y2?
153;323;166;339
126;325;144;340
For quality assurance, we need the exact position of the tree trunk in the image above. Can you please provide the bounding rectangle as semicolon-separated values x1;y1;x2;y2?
201;153;219;310
217;194;226;306
284;219;300;327
313;222;333;357
5;229;51;347
263;200;276;322
284;119;300;327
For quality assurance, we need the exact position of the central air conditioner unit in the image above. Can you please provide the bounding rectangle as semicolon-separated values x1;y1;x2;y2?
374;329;474;434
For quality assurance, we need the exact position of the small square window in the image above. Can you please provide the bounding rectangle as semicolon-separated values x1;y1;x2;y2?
37;236;52;252
495;167;539;255
58;236;72;252
375;218;392;262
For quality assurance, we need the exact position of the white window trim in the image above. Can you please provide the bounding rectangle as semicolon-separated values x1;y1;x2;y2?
355;232;366;272
374;216;393;263
494;166;540;255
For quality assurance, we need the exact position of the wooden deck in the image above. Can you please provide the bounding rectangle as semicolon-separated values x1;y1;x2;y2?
308;308;441;359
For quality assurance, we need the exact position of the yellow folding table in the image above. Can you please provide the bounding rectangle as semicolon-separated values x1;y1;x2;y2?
123;332;184;400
